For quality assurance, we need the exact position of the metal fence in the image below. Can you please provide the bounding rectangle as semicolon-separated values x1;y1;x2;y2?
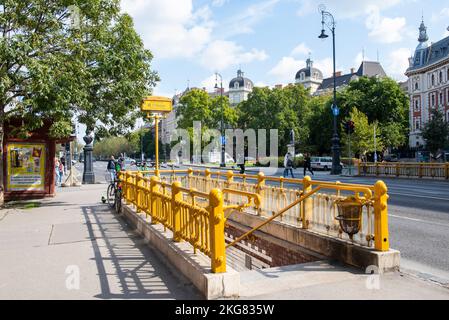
118;168;390;272
358;162;449;179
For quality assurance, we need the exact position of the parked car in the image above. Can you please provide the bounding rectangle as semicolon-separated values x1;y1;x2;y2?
310;157;333;171
310;156;344;171
384;154;398;162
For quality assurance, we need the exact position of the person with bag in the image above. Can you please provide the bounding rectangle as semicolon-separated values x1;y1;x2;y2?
58;160;64;185
303;153;314;176
283;152;295;178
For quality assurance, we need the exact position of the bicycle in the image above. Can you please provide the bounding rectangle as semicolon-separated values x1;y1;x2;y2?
105;171;122;213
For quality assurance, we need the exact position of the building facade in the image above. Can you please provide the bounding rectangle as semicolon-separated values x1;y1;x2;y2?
228;69;254;106
405;20;449;148
295;58;324;94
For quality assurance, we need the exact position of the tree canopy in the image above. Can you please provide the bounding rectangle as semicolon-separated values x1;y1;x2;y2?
0;0;158;203
420;109;449;155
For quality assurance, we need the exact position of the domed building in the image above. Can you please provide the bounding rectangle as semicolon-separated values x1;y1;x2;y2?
228;69;254;105
295;57;323;94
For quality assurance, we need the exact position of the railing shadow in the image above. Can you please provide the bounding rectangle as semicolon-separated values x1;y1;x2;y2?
81;204;201;299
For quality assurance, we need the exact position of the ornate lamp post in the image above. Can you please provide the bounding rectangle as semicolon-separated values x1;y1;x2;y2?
82;130;95;184
215;73;225;168
318;6;342;175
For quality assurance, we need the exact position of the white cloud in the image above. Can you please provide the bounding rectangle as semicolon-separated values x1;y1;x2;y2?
386;48;412;80
220;0;279;38
212;0;228;7
268;56;334;84
268;57;305;83
199;40;268;71
121;0;213;59
200;74;230;92
365;6;406;43
296;0;402;19
291;42;312;57
431;7;449;23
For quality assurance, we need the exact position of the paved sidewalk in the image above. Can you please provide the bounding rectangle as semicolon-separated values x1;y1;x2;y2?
1;184;449;300
0;184;201;299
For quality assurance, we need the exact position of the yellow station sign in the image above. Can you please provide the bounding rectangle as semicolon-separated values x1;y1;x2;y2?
141;96;173;113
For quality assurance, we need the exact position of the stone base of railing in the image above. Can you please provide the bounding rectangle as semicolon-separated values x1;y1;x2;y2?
121;202;240;300
227;210;401;274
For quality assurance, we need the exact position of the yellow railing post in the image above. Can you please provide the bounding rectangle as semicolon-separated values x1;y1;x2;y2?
126;171;133;205
172;181;183;242
149;176;160;223
205;168;211;191
187;167;193;188
256;172;265;216
136;172;143;213
302;176;312;229
225;170;234;203
445;162;449;179
375;163;379;176
419;163;423;178
373;180;389;251
396;163;400;177
209;188;226;273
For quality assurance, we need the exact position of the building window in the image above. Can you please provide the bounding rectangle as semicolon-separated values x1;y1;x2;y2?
431;94;435;106
414;99;419;110
440;93;443;106
234;82;239;89
431;74;435;86
416;121;420;130
415;82;419;91
440;71;443;84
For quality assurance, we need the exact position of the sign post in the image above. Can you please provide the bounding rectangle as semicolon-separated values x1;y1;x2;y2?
140;96;173;175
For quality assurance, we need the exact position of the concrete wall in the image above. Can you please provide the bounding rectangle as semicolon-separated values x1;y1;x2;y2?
121;203;240;299
226;209;400;273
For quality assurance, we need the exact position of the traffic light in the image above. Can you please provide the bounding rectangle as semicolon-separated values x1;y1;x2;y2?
345;120;355;134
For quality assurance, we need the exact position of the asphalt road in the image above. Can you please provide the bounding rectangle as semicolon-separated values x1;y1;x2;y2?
79;161;449;283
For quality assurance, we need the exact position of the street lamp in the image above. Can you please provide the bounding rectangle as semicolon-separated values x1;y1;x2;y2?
318;6;342;175
215;72;225;168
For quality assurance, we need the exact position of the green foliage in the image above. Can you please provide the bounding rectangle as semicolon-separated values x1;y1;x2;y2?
341;107;384;158
420;109;449;155
338;76;409;149
237;84;310;155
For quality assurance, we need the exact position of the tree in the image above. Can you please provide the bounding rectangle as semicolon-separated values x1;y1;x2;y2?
341;107;384;159
0;1;158;204
338;76;409;150
237;84;310;155
421;109;449;156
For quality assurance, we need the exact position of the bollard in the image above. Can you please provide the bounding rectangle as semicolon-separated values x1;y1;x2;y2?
209;188;226;273
225;170;234;203
302;176;312;229
374;180;389;251
172;181;183;242
126;171;133;205
205;169;211;191
187;167;193;187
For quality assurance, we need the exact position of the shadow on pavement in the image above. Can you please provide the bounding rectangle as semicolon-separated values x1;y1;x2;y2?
81;204;201;299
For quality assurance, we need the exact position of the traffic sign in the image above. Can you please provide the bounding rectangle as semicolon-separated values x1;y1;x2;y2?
141;96;173;113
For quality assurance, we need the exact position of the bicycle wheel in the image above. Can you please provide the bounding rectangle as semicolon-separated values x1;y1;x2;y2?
115;188;122;213
107;183;116;208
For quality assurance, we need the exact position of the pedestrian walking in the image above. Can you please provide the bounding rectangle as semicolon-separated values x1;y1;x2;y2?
55;158;60;186
58;160;64;185
237;151;245;174
107;155;116;181
283;152;295;178
303;153;314;176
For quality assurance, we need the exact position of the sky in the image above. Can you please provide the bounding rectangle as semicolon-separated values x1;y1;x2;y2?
119;0;449;97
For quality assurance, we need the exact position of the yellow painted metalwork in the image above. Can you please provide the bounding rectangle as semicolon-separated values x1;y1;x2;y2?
118;168;390;273
209;188;226;273
359;162;448;179
302;175;312;229
373;181;389;251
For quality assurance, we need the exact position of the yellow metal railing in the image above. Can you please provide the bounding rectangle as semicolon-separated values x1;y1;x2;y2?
118;170;261;273
120;168;390;252
358;162;449;179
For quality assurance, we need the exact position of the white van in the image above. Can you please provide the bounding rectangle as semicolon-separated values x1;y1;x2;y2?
310;156;333;171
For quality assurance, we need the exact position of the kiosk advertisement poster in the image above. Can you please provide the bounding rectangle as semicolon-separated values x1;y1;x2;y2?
7;143;46;191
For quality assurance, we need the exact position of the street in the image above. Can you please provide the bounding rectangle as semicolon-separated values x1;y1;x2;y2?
80;161;449;284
